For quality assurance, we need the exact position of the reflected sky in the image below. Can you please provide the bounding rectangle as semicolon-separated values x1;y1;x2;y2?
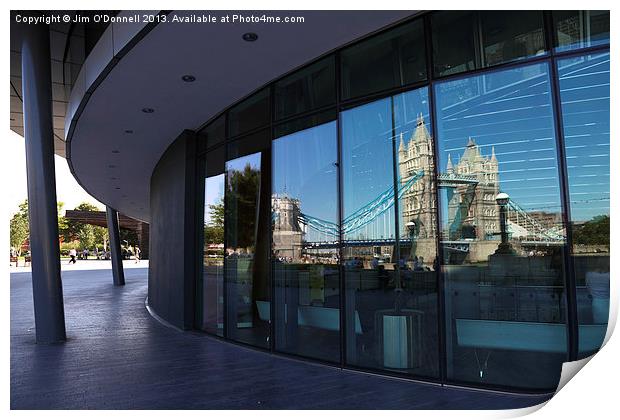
558;52;610;222
272;121;338;223
435;63;562;215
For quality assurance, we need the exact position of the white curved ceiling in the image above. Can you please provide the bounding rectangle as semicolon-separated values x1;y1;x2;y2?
68;10;417;222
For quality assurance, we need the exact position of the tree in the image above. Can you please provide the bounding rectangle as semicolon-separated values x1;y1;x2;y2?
63;202;107;250
573;215;609;246
204;198;224;245
225;163;260;250
10;200;29;256
76;225;96;250
57;201;68;238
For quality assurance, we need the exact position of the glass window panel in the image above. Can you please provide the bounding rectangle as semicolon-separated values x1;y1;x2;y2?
432;11;479;77
274;56;336;120
341;90;439;378
228;88;270;138
225;131;271;348
274;108;337;139
553;11;610;52
272;121;340;362
341;98;394;370
480;11;546;67
201;114;226;149
557;52;610;358
435;63;568;390
341;19;426;100
201;146;226;336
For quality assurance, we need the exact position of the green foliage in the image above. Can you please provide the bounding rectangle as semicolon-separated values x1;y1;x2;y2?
10;199;107;254
10;200;29;255
572;215;609;246
209;199;225;229
62;201;109;250
76;225;96;250
225;163;260;250
120;228;138;246
204;198;224;245
57;202;68;236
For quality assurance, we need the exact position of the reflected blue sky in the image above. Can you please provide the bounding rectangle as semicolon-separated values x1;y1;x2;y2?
272;122;338;224
341;98;394;239
435;63;562;216
558;52;610;222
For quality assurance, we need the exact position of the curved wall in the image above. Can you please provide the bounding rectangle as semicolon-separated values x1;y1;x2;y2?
148;130;199;329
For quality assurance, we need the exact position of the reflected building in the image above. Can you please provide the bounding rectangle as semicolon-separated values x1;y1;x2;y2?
398;115;437;240
398;115;501;262
272;194;303;262
444;137;499;241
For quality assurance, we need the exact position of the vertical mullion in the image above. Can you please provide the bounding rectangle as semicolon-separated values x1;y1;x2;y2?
548;56;579;361
425;12;447;384
223;113;229;340
335;50;347;368
545;7;579;362
473;11;486;69
476;11;486;68
542;10;555;54
269;85;276;353
194;151;206;330
390;96;402;289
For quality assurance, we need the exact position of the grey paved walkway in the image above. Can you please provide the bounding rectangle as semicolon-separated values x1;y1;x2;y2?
10;263;553;409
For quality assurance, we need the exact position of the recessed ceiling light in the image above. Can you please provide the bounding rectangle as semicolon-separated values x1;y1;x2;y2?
142;107;155;114
182;75;196;82
242;32;258;42
124;129;134;134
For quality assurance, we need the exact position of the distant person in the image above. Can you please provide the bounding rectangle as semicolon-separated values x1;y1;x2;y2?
69;248;77;264
134;246;141;264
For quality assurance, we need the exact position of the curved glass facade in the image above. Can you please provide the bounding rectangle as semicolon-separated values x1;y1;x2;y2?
197;10;609;392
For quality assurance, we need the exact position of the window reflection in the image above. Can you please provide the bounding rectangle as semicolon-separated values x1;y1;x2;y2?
435;63;568;390
341;18;426;100
480;11;546;67
192;10;610;391
274;56;335;120
228;88;270;138
557;52;610;357
201;146;226;336
554;11;610;52
225;133;271;348
341;88;439;378
272;121;340;362
202;173;225;335
432;11;479;77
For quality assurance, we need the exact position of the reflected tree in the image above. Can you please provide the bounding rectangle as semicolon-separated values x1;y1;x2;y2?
572;215;609;246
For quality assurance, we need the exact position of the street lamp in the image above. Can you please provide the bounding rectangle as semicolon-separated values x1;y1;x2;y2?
406;221;416;239
494;192;514;254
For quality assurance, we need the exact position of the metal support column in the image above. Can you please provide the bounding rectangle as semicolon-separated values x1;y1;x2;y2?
106;206;126;286
21;23;66;343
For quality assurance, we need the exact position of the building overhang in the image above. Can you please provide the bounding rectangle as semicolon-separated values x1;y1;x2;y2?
64;10;418;222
